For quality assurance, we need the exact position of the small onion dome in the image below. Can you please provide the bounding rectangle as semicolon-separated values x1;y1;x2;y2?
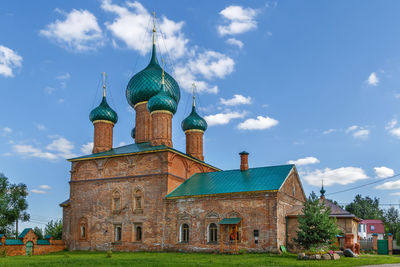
89;96;118;124
181;106;207;132
126;44;180;108
147;83;177;114
131;127;135;139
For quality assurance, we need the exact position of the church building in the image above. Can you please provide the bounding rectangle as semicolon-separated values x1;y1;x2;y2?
60;21;307;253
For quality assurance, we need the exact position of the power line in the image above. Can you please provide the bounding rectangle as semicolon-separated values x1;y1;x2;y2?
325;173;400;196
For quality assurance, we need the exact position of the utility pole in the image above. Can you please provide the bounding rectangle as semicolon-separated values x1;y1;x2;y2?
15;218;18;238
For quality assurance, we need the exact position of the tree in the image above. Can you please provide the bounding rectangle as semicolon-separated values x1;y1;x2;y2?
345;194;383;220
45;220;62;240
295;192;339;250
0;173;30;237
33;227;44;240
383;207;400;234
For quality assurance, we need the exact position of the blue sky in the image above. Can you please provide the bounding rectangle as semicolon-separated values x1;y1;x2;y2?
1;0;400;229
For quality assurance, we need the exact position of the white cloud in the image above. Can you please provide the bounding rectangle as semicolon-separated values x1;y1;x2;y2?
46;137;76;158
187;51;235;80
218;5;258;36
386;118;400;138
323;129;336;134
390;192;400;196
237;115;278;130
0;45;22;77
56;72;70;80
302;167;368;186
102;0;188;58
376;180;400;190
174;65;218;94
367;72;379;86
31;189;47;194
40;9;103;51
118;141;127;146
80;142;93;154
220;94;251;106
36;124;47;131
45;86;55;95
2;127;12;135
287;157;320;166
226;38;244;48
204;112;244;126
13;145;58;160
346;125;369;140
374;166;394;178
39;185;51;190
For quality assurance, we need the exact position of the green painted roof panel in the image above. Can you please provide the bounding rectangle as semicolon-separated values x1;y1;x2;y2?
37;240;50;245
218;218;242;225
5;239;23;245
166;164;294;198
18;228;31;238
69;142;168;161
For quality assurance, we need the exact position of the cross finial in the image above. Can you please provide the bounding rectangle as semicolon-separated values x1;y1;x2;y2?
161;58;165;85
152;11;156;45
192;83;196;107
102;72;106;97
320;179;326;198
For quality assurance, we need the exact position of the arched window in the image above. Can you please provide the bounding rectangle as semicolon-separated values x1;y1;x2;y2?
114;225;122;242
208;223;217;243
181;224;189;243
136;226;142;242
134;189;144;213
78;217;88;241
112;190;121;213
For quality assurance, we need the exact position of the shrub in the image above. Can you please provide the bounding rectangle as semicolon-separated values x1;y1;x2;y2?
0;248;6;258
106;249;112;258
238;248;247;255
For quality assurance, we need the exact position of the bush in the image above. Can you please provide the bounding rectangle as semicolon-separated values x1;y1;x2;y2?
106;249;112;258
238;248;247;255
27;250;32;257
0;248;6;258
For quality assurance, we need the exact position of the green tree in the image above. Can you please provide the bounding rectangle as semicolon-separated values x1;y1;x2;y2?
345;194;383;220
33;227;44;239
45;220;62;240
382;207;400;234
0;173;30;237
295;192;339;250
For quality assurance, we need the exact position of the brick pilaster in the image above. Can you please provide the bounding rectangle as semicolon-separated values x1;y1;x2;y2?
388;233;393;255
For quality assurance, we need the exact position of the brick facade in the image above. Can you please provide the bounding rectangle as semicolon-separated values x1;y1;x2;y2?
134;102;152;143
185;130;204;161
151;111;173;147
93;121;114;153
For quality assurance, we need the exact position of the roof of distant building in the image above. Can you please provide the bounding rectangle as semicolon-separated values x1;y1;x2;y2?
18;228;32;239
166;164;295;198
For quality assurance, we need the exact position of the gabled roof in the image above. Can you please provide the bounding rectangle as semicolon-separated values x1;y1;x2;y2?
166;164;294;198
59;199;70;207
18;228;32;239
68;142;219;170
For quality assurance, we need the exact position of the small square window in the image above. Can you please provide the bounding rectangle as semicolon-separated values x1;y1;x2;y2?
371;225;375;231
114;225;122;242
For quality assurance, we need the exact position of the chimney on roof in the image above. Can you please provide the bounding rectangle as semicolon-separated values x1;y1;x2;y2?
239;151;249;171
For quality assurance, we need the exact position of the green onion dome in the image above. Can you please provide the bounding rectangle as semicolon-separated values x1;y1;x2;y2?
126;44;180;108
147;83;177;114
181;105;207;132
131;127;135;139
89;96;118;124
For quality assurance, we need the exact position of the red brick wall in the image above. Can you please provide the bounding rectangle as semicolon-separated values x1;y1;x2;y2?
151;112;172;147
93;121;114;153
134;102;151;143
185;130;204;161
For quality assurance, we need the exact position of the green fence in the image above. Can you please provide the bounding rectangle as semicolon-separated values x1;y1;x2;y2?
377;239;388;255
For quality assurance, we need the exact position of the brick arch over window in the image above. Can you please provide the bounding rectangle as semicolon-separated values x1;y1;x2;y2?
103;157;128;178
72;161;99;180
170;155;188;178
188;162;204;177
78;217;88;240
133;154;162;175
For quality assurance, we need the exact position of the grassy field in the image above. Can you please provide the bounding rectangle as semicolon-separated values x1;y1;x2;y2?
1;251;400;267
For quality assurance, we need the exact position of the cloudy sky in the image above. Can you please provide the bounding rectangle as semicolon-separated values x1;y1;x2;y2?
1;0;400;228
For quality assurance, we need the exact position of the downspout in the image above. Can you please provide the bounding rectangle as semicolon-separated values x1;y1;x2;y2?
285;216;288;249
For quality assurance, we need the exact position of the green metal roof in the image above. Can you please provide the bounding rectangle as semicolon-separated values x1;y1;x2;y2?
181;106;207;132
89;96;118;124
148;84;177;114
45;234;52;239
18;228;31;238
37;239;50;245
126;44;180;107
218;218;242;225
69;142;168;161
5;239;23;245
0;234;4;238
166;164;294;198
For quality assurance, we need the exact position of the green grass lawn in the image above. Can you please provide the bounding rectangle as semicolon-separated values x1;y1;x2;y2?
1;251;400;267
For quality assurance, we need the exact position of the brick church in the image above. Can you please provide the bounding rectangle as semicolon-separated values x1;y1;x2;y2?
60;22;307;253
